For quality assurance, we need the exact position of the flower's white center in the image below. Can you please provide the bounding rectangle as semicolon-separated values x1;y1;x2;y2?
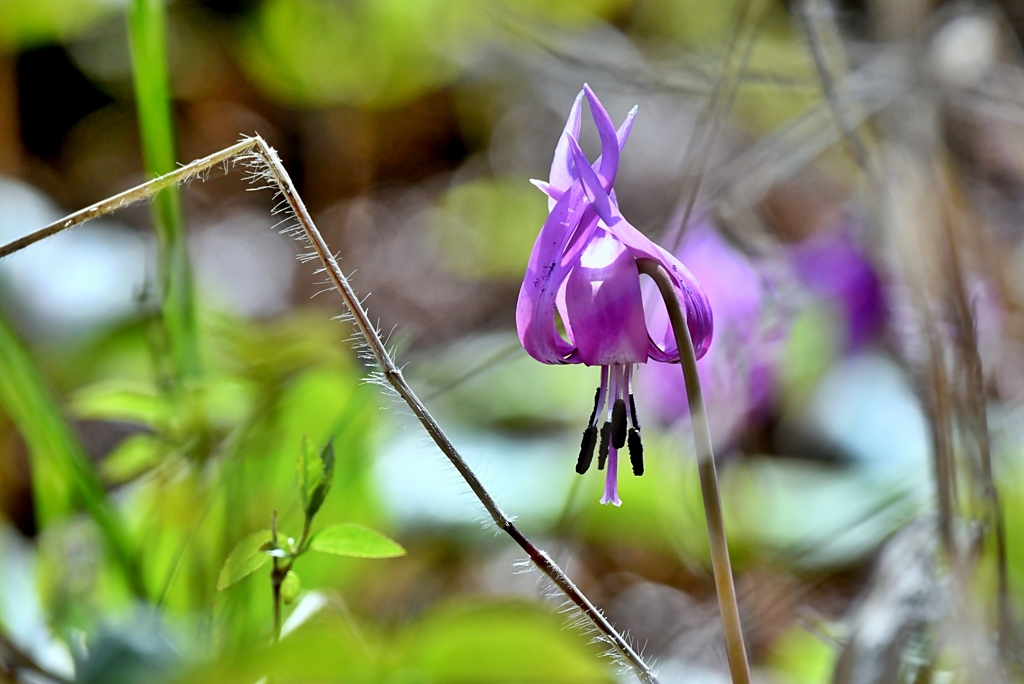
578;230;622;270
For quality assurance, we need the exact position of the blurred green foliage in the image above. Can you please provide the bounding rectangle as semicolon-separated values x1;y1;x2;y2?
15;312;387;653
432;177;550;281
240;0;469;108
769;627;835;684
0;0;118;49
0;311;144;595
238;0;637;108
183;599;613;683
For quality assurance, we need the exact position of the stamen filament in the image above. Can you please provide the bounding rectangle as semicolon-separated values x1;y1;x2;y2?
606;364;618;423
586;387;601;426
595;365;609;426
598;422;611;470
628;393;640;430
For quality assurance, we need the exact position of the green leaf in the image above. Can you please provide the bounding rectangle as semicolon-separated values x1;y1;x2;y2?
281;570;301;605
297;436;335;519
309;523;405;558
217;530;273;591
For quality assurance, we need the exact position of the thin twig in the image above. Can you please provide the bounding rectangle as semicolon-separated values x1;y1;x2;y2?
0;138;254;259
636;258;751;684
940;205;1011;658
796;0;876;184
0;136;661;684
666;0;763;246
707;48;906;208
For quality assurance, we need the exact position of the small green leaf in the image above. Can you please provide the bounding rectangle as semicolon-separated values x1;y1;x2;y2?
217;530;273;591
297;436;335;519
309;523;405;558
281;570;301;605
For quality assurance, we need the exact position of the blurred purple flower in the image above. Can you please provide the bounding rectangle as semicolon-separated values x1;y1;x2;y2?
641;219;887;447
791;229;885;350
641;223;771;445
516;85;713;505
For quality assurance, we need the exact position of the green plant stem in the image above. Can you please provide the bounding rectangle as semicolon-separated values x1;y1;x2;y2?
299;515;312;554
0;311;146;599
636;258;751;684
127;0;200;385
269;511;316;643
270;511;282;643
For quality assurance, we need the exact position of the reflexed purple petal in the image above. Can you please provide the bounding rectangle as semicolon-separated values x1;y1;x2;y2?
567;136;614;226
547;90;585;208
583;84;620;188
638;222;775;443
602;212;713;361
616;107;637;147
564;228;649;366
517;182;589;364
529;179;563;203
640;224;759;369
555;279;575;348
592;106;637;190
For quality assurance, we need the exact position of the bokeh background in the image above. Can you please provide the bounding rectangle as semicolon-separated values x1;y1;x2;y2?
3;0;1024;682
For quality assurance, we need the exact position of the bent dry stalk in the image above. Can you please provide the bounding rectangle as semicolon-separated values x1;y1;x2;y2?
637;258;751;684
0;135;661;684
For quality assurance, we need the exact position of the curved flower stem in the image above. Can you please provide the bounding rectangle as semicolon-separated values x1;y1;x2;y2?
636;258;751;684
0;136;660;684
270;510;282;644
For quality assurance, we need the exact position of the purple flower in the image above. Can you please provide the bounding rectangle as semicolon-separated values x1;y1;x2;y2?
642;219;887;447
516;85;713;506
790;229;885;350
